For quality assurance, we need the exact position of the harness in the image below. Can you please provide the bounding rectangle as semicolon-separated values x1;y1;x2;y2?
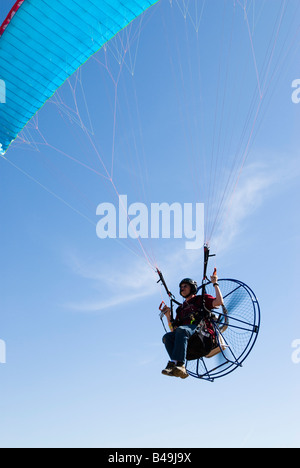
157;246;231;361
157;244;217;332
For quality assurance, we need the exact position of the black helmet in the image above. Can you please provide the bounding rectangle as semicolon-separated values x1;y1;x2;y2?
179;278;198;295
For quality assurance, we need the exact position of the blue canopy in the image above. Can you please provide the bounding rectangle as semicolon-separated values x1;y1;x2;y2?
0;0;159;155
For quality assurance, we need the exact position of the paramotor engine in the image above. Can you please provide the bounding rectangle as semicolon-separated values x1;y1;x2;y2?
186;278;260;381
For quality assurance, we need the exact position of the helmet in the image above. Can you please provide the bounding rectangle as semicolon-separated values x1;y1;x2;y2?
179;278;198;295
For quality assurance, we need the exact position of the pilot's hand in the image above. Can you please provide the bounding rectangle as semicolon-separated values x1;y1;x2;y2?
162;305;171;321
210;268;218;285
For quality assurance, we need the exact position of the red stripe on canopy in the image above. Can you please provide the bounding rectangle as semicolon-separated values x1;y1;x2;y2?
0;0;26;38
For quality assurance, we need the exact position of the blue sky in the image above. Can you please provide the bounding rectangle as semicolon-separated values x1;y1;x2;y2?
0;0;300;448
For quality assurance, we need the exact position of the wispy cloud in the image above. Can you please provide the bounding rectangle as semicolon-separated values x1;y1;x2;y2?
211;153;300;254
65;290;152;312
63;249;158;313
62;241;204;314
61;153;300;313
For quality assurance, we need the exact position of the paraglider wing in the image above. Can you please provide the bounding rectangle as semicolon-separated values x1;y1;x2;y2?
0;0;159;155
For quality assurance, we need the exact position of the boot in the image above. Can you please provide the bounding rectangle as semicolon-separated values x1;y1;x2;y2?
161;361;176;376
173;362;189;379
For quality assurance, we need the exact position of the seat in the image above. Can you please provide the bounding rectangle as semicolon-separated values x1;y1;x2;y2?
205;331;227;359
